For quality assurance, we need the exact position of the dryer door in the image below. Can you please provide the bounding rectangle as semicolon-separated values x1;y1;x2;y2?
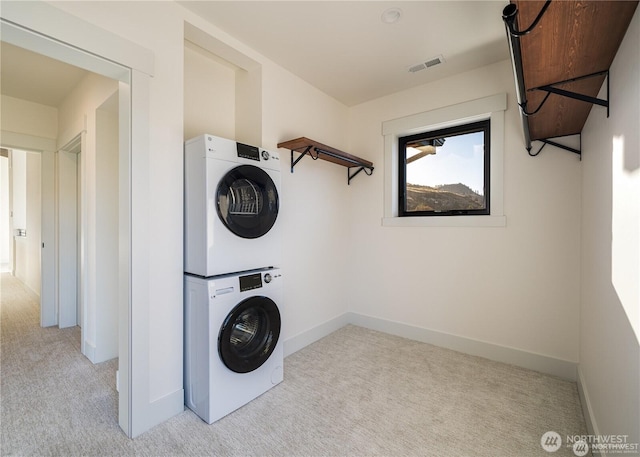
218;296;281;373
216;165;279;239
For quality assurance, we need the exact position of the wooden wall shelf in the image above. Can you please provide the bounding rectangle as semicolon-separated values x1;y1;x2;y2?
277;137;374;185
503;0;638;156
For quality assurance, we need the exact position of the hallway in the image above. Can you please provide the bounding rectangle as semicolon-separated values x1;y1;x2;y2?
0;273;119;454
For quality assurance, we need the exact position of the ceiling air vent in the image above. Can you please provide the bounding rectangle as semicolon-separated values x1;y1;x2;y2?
408;55;445;73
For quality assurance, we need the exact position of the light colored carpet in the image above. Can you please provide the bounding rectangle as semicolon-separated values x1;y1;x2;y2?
1;273;589;456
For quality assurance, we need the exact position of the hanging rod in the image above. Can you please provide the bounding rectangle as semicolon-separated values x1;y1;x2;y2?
502;1;553;155
312;146;374;185
503;0;552;37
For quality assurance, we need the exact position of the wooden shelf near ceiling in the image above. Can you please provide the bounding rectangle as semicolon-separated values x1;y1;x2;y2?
513;0;638;141
277;137;374;185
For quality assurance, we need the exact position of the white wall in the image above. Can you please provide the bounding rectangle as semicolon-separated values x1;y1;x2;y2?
1;95;58;139
183;40;236;141
57;71;120;360
11;150;27;231
8;149;41;295
347;60;582;365
25;151;41;295
0;155;9;270
580;7;639;443
262;59;352;345
95;93;119;362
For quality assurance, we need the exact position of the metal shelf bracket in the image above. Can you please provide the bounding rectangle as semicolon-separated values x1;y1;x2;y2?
530;135;582;158
530;70;610;118
288;144;374;185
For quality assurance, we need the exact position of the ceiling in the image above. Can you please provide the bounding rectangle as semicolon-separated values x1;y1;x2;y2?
1;1;510;108
181;1;510;106
1;41;89;107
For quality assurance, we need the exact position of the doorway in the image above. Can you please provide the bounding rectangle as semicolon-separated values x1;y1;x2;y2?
1;0;167;437
1;148;41;291
1;15;134;436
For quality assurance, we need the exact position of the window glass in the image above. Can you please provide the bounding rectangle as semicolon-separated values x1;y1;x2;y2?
398;120;490;216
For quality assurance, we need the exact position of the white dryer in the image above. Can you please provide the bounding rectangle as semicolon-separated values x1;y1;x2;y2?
184;134;281;277
184;268;284;424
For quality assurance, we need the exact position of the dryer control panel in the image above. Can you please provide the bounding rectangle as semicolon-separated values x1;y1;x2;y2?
238;270;281;292
237;142;260;162
236;141;280;164
239;272;263;292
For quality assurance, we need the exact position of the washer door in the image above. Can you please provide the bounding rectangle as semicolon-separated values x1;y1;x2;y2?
216;165;279;239
218;296;281;374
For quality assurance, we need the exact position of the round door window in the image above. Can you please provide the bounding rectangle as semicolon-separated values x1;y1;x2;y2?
218;296;281;373
216;165;279;239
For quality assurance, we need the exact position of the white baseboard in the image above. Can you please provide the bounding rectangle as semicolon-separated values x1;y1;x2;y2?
283;313;351;357
132;389;185;438
284;312;578;381
83;340;96;363
83;339;118;365
577;365;599;436
12;274;41;301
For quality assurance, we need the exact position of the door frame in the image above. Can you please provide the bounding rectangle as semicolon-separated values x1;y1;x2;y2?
1;2;154;437
56;134;82;330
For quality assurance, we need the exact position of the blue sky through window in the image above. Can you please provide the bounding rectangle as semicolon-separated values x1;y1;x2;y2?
406;131;485;195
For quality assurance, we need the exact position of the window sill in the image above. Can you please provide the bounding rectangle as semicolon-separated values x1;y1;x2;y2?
382;215;506;227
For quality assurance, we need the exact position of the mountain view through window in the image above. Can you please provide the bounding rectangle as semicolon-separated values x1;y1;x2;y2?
399;120;489;216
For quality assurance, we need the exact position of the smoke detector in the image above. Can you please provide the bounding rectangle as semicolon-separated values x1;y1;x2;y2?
381;7;402;24
408;55;445;73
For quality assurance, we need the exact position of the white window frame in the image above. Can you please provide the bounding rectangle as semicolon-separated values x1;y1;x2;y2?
382;93;507;227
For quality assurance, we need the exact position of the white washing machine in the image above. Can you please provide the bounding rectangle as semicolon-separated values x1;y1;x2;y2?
184;134;282;277
184;268;284;424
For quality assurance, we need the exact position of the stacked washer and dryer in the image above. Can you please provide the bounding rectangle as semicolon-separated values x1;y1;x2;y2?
183;134;283;424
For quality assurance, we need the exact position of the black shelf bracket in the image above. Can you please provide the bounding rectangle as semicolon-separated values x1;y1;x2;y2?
529;134;582;158
290;145;314;173
290;146;374;185
347;165;374;185
530;70;610;118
